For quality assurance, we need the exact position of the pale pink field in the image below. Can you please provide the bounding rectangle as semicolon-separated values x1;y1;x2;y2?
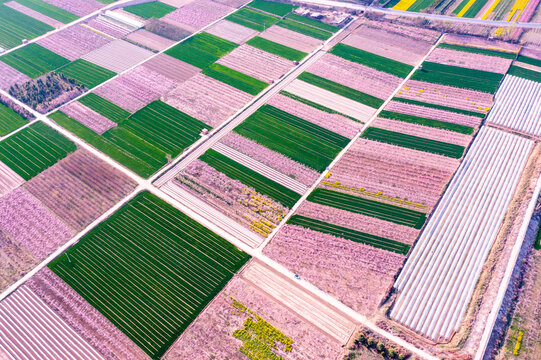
443;34;520;52
0;161;25;198
426;47;512;74
27;268;150;360
216;44;294;83
384;100;483;128
307;53;401;100
163;0;233;32
43;0;102;17
396;80;493;113
5;1;62;27
263;225;405;316
205;20;257;44
0;62;30;90
166;275;342;360
0;228;38;294
61;101;116;134
85;17;131;39
296;201;419;244
259;25;322;53
212;0;250;7
142;54;200;83
164;73;252;127
220;132;320;186
371;117;472;146
267;94;361;138
125;29;176;51
356;20;440;44
328;138;459;207
82;39;154;73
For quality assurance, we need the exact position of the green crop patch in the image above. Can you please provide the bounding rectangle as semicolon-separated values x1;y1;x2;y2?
308;188;427;229
378;110;475;134
285;13;338;33
0;5;54;49
407;0;436;12
0;43;69;78
226;7;279;31
56;59;116;88
439;43;517;59
392;97;486;117
126;100;208;158
200;149;301;208
288;215;411;255
411;61;502;93
79;93;130;123
246;36;306;62
298;72;384;109
14;0;79;23
234;105;348;172
49;191;250;359
362;127;465;158
0;121;75;180
517;55;541;67
508;65;541;83
203;63;268;95
0;102;28;136
248;0;296;16
165;32;237;69
124;1;176;18
330;43;413;78
276;19;332;40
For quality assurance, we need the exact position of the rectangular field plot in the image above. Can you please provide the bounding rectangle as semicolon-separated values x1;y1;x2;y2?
0;43;69;78
0;4;54;49
202;63;268;95
248;0;296;16
79;93;129;123
276;19;332;40
82;40;154;74
285;13;339;33
0;121;76;180
0;101;28;136
226;7;279;31
246;36;307;61
165;32;237;69
13;0;80;24
124;1;176;19
234;105;349;172
57;59;116;88
49;191;251;359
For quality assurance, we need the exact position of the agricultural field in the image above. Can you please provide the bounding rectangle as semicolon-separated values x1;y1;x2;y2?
248;0;296;16
56;59;116;88
82;39;154;73
206;19;258;44
0;101;29;136
226;7;280;31
0;4;54;49
124;1;176;19
125;29;176;52
0;43;70;78
48;191;250;359
246;36;306;61
39;0;103;17
163;0;234;32
202;63;268;95
11;0;80;24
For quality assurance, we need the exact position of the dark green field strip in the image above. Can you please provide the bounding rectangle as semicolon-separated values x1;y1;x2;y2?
392;97;486;117
288;215;411;255
0;43;69;78
124;1;176;19
246;36;306;62
0;121;75;180
15;0;79;23
248;0;296;16
412;61;502;93
126;100;208;158
165;32;237;69
200;149;301;208
517;55;541;67
508;65;541;83
234;105;347;171
298;72;384;109
226;7;279;31
379;110;474;134
49;191;250;359
462;0;489;18
276;19;332;40
0;5;53;49
56;59;116;88
452;0;469;14
285;13;338;33
439;43;517;59
280;91;360;122
362;127;465;158
79;93;130;123
407;0;435;12
308;188;427;229
50;111;167;178
202;63;268;95
383;0;400;7
0;102;28;136
330;43;413;78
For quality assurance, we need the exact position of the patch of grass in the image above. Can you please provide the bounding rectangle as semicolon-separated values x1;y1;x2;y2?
517;55;541;67
0;5;54;49
124;1;176;19
56;59;116;88
330;43;413;78
508;65;541;83
15;0;79;23
276;19;332;40
392;97;486;117
78;93;130;124
226;7;279;31
298;72;384;108
165;32;237;69
0;102;28;136
362;127;465;158
200;149;301;208
308;188;427;229
378;110;474;134
280;91;361;123
288;215;411;254
248;0;296;16
246;36;306;61
0;43;69;78
49;191;250;359
412;61;502;93
234;104;348;172
439;43;517;59
0;121;75;180
285;13;338;33
202;63;268;95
